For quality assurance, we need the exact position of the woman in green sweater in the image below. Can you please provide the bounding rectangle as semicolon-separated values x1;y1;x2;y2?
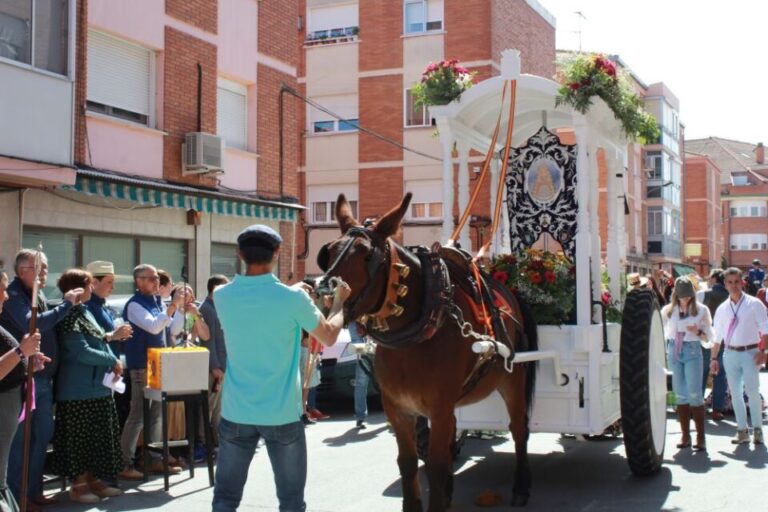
52;269;124;504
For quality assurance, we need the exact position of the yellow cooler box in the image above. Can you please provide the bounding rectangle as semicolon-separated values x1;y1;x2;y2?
147;347;209;392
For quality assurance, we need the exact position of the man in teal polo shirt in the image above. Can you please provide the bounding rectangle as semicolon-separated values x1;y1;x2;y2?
212;224;350;512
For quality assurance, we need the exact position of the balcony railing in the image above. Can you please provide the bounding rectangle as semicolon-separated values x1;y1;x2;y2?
305;26;359;47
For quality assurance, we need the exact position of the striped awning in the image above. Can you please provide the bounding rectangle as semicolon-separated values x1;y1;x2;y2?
62;174;298;222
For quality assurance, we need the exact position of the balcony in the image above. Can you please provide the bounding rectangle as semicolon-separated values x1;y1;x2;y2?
305;26;359;47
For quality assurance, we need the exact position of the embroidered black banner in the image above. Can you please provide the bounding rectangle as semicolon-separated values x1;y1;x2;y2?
504;126;578;260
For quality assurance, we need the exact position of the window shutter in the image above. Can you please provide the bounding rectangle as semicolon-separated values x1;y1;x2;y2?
217;79;247;150
87;30;151;116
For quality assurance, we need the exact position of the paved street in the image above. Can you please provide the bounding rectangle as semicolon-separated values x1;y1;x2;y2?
51;375;768;512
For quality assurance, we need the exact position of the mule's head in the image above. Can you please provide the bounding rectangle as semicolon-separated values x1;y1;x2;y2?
316;192;412;320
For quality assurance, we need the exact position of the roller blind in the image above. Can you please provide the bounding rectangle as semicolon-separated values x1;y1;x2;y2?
87;30;151;116
217;78;247;150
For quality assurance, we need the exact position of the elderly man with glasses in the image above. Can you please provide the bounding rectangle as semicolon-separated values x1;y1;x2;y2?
118;264;185;480
0;249;84;509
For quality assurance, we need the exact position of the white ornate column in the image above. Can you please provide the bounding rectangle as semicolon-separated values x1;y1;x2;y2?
489;153;501;255
589;143;602;322
438;124;455;244
605;147;621;304
573;114;592;327
498;157;512;254
456;140;472;249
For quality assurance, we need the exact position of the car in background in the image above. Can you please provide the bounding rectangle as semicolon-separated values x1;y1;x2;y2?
318;328;378;399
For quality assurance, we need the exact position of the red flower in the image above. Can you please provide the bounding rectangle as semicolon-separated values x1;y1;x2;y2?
544;271;556;284
601;292;612;305
455;66;470;75
569;82;580;91
492;270;509;283
530;272;543;285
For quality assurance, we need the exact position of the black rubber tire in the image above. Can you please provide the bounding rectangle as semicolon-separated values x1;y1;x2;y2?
620;288;665;476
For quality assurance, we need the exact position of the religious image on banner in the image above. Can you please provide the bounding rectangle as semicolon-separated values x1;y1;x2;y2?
504;126;578;260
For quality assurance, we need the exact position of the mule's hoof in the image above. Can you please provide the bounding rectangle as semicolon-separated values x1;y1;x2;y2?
511;493;529;507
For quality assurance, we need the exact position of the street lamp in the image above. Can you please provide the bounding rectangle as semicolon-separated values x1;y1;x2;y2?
645;180;674;198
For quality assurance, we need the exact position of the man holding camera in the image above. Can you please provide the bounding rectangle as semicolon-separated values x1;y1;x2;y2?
211;225;350;512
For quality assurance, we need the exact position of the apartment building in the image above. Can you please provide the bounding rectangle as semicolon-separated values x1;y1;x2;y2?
0;0;302;297
683;153;722;275
687;138;768;270
298;0;556;277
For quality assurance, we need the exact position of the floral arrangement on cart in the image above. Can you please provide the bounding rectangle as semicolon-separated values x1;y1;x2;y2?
411;58;476;107
555;53;660;144
488;250;623;325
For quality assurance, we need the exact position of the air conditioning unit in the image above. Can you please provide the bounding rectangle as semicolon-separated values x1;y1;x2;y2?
182;132;225;175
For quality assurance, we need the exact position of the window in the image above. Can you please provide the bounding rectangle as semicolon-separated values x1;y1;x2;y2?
22;229;78;299
729;200;767;217
404;0;443;34
647;209;662;236
730;234;768;251
82;235;135;296
306;3;358;44
308;94;358;135
0;0;69;75
308;184;358;224
645;151;662;180
312;118;358;134
217;78;247;150
405;88;429;127
211;243;239;279
406;180;442;220
21;229;188;298
87;30;152;125
732;174;749;186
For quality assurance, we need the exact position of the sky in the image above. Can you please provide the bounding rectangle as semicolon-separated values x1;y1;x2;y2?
538;0;767;144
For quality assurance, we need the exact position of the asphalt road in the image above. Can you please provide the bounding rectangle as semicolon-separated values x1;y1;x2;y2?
51;375;768;512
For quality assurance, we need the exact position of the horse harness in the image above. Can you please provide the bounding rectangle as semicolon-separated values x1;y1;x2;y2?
318;230;521;395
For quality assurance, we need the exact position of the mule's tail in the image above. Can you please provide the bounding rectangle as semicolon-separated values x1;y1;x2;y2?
514;292;538;417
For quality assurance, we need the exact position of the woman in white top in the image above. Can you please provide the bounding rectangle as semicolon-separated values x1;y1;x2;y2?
662;277;716;451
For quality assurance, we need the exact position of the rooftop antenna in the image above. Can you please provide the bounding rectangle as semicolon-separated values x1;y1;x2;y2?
574;11;587;53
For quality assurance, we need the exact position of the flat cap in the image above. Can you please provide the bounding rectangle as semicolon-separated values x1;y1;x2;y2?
86;260;115;276
237;224;283;250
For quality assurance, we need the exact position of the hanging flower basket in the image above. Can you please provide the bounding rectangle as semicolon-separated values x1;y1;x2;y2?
555;53;660;144
411;59;476;107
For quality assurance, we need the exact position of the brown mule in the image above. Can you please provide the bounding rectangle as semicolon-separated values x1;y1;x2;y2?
319;193;537;511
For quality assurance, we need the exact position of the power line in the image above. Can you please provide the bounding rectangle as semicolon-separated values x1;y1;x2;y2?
281;85;443;162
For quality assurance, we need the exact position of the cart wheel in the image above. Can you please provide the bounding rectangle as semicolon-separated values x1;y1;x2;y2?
620;289;666;476
415;416;465;462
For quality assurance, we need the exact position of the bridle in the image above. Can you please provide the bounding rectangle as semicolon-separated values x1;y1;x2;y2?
317;227;400;323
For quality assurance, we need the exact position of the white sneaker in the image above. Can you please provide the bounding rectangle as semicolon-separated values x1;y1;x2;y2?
731;429;750;445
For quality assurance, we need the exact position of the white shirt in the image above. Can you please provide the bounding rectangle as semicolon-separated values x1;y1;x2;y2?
712;293;768;347
126;300;183;338
662;302;716;345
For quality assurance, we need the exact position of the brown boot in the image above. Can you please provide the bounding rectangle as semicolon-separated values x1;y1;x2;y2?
691;406;706;451
676;404;692;448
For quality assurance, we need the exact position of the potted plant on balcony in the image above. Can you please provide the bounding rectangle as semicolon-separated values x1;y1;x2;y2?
411;58;476;107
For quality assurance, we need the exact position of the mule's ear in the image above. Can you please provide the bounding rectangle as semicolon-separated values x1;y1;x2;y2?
373;192;412;238
336;193;360;234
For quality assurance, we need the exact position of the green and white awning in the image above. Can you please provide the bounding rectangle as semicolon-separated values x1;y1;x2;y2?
62;174;298;222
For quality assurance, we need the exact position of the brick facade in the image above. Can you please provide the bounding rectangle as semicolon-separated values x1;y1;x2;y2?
258;0;298;67
359;168;404;220
166;0;218;34
162;27;218;187
359;75;403;163
684;156;722;275
491;0;555;77
358;0;403;71
445;0;491;62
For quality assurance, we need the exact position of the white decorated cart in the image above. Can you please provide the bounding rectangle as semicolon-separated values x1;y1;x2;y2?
429;50;667;475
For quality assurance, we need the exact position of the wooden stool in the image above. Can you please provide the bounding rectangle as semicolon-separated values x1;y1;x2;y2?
142;387;215;491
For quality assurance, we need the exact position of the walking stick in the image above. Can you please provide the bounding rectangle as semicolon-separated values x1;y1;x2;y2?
20;244;43;512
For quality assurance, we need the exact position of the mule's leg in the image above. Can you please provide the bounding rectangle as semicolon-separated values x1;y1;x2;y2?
383;395;422;512
499;366;532;507
425;411;455;512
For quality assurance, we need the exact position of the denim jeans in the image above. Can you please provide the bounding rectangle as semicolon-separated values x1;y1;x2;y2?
354;359;369;421
8;375;54;501
702;347;727;411
667;340;704;406
213;418;306;512
723;348;763;430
